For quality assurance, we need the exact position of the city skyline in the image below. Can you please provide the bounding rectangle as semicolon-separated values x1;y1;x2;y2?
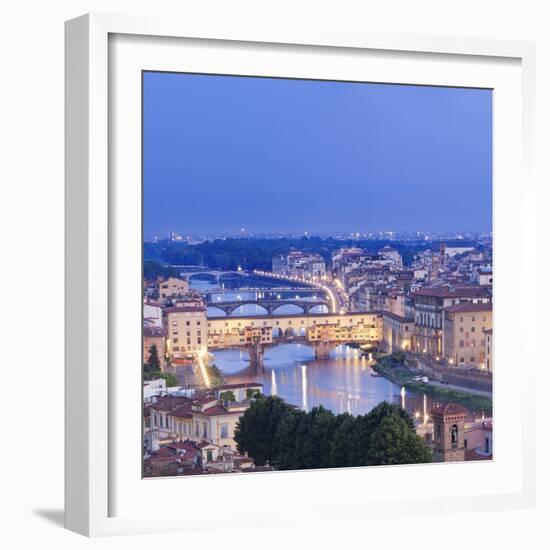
143;72;493;236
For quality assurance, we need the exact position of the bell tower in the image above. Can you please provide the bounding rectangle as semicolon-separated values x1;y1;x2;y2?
431;403;467;462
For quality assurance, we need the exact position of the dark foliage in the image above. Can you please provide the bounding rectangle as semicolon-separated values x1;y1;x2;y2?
235;397;432;469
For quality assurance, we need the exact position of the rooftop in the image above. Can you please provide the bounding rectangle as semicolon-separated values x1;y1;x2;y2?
431;402;468;416
412;286;491;299
444;302;493;314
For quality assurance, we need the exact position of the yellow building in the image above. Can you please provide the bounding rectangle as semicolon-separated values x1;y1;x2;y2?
412;286;492;357
306;321;379;344
149;394;252;450
159;277;190;303
443;302;492;367
165;305;207;359
208;325;273;349
208;312;381;342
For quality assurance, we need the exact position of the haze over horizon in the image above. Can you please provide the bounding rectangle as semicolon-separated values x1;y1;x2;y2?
144;72;492;237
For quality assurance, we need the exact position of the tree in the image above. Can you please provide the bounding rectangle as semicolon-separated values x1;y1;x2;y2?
297;406;337;469
234;396;295;465
147;344;161;371
158;372;179;388
329;414;356;468
365;414;432;465
219;390;236;403
350;402;429;466
274;410;304;470
235;397;431;469
246;388;260;400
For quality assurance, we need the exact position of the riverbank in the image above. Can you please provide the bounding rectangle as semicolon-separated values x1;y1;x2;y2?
372;355;492;413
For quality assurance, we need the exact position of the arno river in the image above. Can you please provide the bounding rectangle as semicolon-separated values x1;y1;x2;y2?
191;278;475;419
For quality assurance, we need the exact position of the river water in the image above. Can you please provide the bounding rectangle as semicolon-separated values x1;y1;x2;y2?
191;278;478;418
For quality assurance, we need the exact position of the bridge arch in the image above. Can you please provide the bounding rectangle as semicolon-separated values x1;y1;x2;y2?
229;302;270;316
187;272;218;283
206;306;228;317
270;303;307;315
283;326;297;338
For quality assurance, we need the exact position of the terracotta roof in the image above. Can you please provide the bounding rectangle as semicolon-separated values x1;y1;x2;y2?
412;286;491;299
194;396;219;405
431;402;468;416
149;396;191;412
444;302;492;313
199;404;230;416
166;441;197;451
197;440;220;449
170;404;193;418
165;306;206;314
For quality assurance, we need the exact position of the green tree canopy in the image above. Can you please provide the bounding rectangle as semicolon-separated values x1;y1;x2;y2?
234;396;295;465
219;390;236;402
235;398;432;469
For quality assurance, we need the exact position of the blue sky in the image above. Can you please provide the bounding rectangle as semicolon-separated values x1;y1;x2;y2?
143;71;492;237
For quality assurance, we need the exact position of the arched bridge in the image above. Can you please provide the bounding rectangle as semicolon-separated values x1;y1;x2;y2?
206;298;330;316
171;267;246;283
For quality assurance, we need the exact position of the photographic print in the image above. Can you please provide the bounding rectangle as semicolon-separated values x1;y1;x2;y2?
142;72;493;477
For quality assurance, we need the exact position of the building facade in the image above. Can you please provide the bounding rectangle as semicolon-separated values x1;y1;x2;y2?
412;286;492;358
165;305;208;359
158;277;190;303
381;312;414;353
442;302;492;367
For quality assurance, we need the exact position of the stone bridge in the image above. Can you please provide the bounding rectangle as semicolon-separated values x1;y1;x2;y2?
171;266;246;283
207;311;382;373
206;298;330;316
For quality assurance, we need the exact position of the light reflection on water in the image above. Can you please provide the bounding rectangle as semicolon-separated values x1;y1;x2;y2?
213;344;401;416
192;279;480;419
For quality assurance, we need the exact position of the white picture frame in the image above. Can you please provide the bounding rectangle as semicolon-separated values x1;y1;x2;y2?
65;13;537;537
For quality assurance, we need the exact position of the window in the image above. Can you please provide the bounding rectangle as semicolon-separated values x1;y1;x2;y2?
220;423;228;438
471;327;475;332
451;424;459;449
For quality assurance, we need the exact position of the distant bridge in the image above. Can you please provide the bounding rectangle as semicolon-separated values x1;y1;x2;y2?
205;298;331;316
170;266;246;282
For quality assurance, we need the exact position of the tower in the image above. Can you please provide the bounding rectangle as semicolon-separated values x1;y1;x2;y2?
431;402;467;462
439;242;447;268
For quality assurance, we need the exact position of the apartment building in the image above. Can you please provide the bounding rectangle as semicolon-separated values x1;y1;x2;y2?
442;302;493;367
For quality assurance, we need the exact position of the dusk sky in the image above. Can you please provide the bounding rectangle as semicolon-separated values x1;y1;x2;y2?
143;71;492;237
